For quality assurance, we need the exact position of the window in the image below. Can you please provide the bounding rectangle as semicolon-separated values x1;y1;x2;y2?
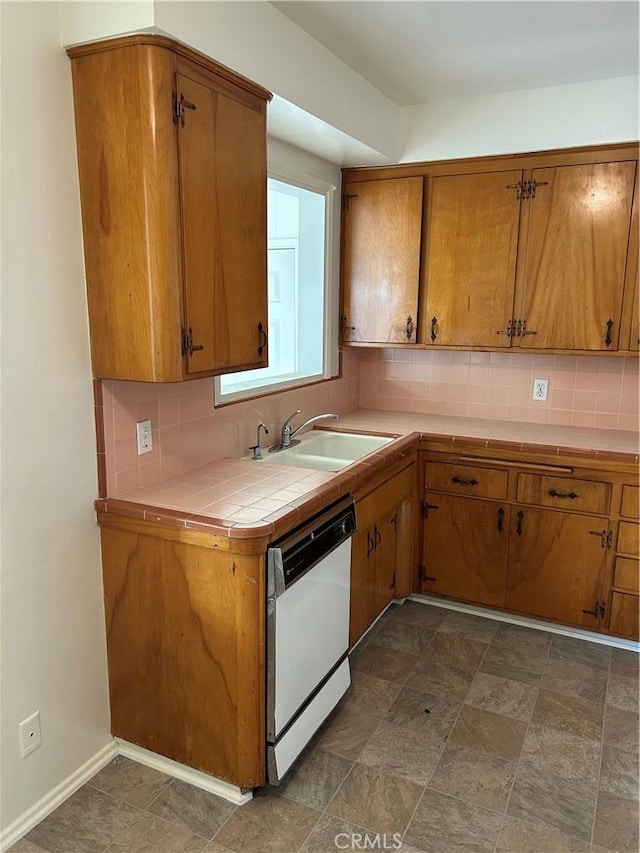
215;170;337;403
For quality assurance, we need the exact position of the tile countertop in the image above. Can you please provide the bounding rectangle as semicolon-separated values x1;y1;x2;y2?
96;409;639;541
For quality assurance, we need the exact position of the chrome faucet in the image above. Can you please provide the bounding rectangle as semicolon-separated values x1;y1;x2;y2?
269;410;339;453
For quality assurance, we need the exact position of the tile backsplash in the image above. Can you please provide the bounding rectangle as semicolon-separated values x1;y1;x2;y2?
98;348;360;496
359;349;639;432
96;346;638;497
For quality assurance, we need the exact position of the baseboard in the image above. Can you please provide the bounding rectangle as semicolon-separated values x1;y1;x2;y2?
116;740;253;805
409;594;640;651
0;740;118;852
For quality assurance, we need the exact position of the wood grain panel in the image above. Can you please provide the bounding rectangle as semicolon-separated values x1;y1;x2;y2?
342;178;423;343
70;44;184;380
618;522;640;556
516;161;636;350
609;592;640;640
621;485;640;519
425;461;508;499
614;557;640;594
101;528;265;786
423;171;521;347
506;508;605;628
422;494;509;608
178;75;268;376
516;473;610;515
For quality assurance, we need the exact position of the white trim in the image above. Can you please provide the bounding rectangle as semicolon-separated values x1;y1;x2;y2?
0;741;118;852
408;594;640;651
116;740;253;806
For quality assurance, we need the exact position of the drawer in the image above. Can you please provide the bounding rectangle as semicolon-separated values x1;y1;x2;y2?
425;462;508;500
621;485;639;520
614;557;640;593
609;592;640;641
618;522;640;556
516;473;610;515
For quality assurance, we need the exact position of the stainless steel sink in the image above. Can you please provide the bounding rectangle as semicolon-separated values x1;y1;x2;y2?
249;431;395;472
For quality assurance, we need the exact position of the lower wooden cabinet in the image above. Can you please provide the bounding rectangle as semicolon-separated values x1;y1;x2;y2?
419;448;637;635
98;513;267;788
350;458;416;646
421;493;509;608
505;508;606;629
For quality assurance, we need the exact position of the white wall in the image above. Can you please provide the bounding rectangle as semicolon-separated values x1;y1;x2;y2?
400;75;639;162
59;0;401;162
0;1;111;837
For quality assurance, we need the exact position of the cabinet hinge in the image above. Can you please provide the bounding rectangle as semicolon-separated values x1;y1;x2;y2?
342;193;358;211
606;529;613;549
599;601;606;619
421;500;439;519
339;315;355;334
173;92;197;128
419;564;437;583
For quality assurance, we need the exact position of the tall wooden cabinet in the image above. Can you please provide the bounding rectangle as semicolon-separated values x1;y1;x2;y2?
68;35;271;381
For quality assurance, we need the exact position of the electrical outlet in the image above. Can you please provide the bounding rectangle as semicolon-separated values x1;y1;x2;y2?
19;711;42;758
136;419;153;455
532;378;549;402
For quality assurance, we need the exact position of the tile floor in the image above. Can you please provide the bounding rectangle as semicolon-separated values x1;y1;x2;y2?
9;601;640;853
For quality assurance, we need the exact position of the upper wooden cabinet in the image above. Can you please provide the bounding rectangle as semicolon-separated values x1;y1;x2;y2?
68;36;271;381
516;162;636;350
342;144;639;355
341;177;423;344
424;171;521;347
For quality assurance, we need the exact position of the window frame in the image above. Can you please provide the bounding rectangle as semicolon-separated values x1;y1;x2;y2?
214;165;339;406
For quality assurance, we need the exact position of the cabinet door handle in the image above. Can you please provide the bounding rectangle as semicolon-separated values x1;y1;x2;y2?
405;316;414;341
183;327;204;357
451;476;479;486
605;318;614;347
258;322;268;356
548;489;578;500
374;525;381;547
582;601;600;617
516;510;524;535
366;531;375;558
497;507;505;532
430;316;438;342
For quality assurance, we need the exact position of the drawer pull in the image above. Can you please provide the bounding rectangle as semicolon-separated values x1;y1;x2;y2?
516;510;524;536
452;477;479;486
548;489;578;500
497;507;505;532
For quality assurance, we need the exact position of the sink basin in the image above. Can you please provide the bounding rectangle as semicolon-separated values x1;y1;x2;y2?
250;431;395;472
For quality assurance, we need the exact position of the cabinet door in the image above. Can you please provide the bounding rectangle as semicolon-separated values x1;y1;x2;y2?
629;265;639;351
342;178;423;343
421;493;509;608
423;171;521;347
349;523;378;647
516;162;636;351
178;73;268;376
371;511;398;620
506;507;606;628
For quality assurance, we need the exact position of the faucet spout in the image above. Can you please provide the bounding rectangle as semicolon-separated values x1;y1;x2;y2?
269;410;339;453
290;412;339;442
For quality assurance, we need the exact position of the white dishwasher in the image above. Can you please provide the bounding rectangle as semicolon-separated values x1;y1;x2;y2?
266;496;356;784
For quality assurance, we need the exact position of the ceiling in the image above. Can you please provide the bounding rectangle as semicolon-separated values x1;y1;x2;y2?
271;0;639;107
